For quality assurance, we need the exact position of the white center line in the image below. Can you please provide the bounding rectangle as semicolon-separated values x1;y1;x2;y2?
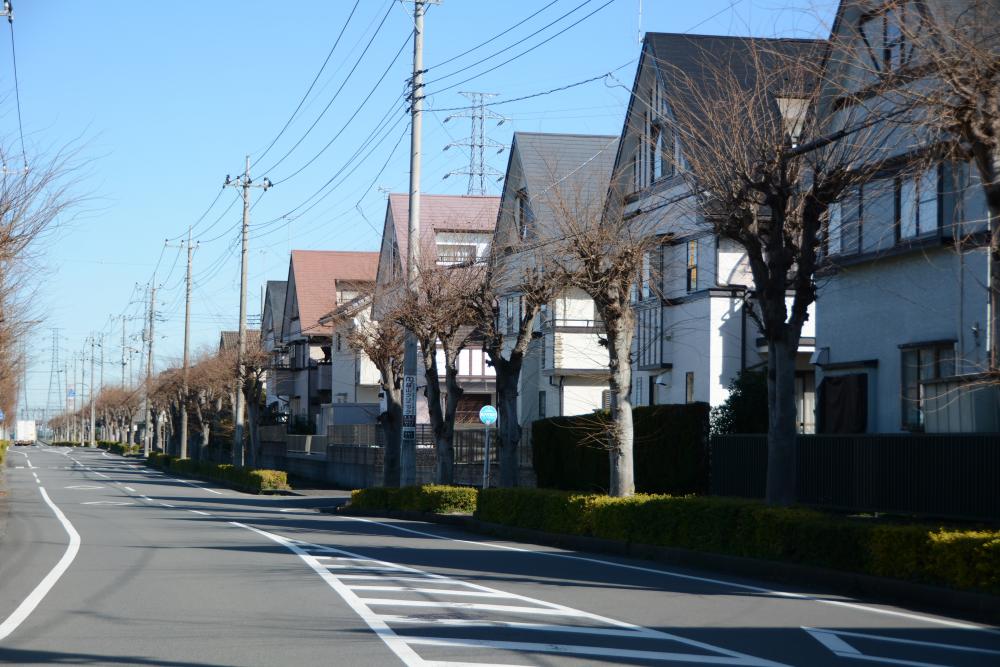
0;487;81;641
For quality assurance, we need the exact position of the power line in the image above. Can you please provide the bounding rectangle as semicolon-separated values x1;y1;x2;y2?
427;0;561;70
3;1;26;170
250;0;362;171
423;0;618;97
257;0;397;176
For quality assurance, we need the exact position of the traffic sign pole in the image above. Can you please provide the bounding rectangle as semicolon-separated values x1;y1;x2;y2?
478;405;498;489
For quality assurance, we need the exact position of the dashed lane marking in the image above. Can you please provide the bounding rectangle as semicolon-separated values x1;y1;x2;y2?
188;510;212;516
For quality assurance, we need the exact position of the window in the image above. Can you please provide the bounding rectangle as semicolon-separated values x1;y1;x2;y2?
901;342;955;430
860;5;912;73
514;191;529;240
827;201;842;254
538;391;546;419
437;243;476;264
840;187;862;255
685;372;695;404
651;124;664;182
686;239;698;291
897;167;939;240
505;297;515;334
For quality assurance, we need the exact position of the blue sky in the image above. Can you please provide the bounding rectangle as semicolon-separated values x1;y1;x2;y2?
14;0;835;414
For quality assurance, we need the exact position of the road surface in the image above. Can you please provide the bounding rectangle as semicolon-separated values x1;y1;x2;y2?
1;443;997;666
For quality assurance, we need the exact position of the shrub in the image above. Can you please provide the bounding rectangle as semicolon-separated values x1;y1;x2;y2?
100;441;139;456
710;368;768;435
532;403;710;494
351;485;478;514
145;454;288;493
0;439;9;464
475;488;1000;595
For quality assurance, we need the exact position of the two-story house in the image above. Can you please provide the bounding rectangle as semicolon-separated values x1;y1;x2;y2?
812;0;995;433
279;249;378;433
372;193;500;424
607;33;821;431
492;132;620;424
260;280;289;415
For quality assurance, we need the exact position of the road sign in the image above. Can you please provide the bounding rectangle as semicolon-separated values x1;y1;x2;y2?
479;405;497;426
0;409;5;421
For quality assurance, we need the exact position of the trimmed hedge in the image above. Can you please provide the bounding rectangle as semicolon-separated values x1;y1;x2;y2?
98;441;140;456
351;485;478;514
0;439;9;464
146;453;289;494
475;488;1000;595
532;403;710;494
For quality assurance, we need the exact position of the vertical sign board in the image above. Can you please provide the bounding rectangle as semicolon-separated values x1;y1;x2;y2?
479;405;498;488
402;375;417;429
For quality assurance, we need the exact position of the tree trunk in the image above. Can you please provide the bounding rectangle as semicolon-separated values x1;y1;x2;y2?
765;337;798;506
437;346;465;487
493;358;522;487
381;387;402;487
606;314;635;497
421;343;448;485
245;398;259;468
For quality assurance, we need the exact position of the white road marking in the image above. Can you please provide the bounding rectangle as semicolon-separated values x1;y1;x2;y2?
81;501;135;506
340;516;998;634
349;586;510;598
234;521;787;667
188;510;211;516
159;503;175;508
0;487;81;641
804;627;1000;666
13;465;23;469
122;486;136;492
65;485;103;490
278;508;318;513
170;477;224;495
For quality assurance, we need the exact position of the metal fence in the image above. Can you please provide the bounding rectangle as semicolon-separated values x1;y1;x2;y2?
326;423;531;467
711;433;1000;522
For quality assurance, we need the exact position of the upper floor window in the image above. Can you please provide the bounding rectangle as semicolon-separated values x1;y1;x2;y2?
686;239;698;292
860;3;914;74
436;231;490;265
897;167;939;240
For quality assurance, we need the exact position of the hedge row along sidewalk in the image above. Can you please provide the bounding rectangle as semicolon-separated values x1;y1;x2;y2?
146;453;290;494
349;486;1000;598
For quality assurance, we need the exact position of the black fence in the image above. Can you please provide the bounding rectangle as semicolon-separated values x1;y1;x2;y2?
711;434;1000;522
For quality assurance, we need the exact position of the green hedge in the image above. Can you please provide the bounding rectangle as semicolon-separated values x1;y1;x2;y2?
50;440;87;447
98;441;140;456
0;439;9;464
146;453;290;494
532;403;710;494
475;488;1000;595
350;485;478;514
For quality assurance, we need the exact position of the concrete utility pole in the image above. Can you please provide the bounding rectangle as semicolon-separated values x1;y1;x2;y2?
224;157;271;467
402;0;436;486
89;336;96;446
143;282;157;457
166;229;198;459
79;349;86;446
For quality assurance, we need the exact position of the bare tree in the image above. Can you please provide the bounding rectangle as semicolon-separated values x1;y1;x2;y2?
471;260;562;487
395;262;482;485
656;38;899;504
348;308;404;487
546;184;657;497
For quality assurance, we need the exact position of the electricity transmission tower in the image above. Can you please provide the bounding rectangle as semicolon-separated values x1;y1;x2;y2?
46;328;63;419
444;91;507;195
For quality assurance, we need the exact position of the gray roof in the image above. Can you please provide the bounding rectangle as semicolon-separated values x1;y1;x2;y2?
264;280;287;329
513;132;619;205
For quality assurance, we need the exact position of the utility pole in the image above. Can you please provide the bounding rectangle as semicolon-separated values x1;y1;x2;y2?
89;336;96;446
79;349;86;446
143;282;157;457
401;0;436;486
224;157;271;467
167;228;198;459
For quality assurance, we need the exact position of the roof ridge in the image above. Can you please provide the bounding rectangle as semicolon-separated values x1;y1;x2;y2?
646;31;822;44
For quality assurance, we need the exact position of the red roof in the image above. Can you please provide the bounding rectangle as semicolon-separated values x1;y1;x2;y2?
387;193;500;274
289;250;378;337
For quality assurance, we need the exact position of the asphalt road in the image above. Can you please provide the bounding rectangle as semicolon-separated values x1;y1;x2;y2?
0;443;998;667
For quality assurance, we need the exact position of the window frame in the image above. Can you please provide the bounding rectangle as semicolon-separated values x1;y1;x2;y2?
900;340;955;431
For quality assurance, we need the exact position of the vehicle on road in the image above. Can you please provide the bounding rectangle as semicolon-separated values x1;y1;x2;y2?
14;419;36;445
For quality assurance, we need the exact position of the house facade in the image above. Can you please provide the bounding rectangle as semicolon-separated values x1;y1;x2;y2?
372;193;500;425
261;280;289;414
492;132;620;425
812;0;995;433
607;32;820;431
278;249;378;433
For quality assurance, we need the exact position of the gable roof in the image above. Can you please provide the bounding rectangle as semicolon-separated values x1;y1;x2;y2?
286;250;378;338
611;32;824;179
218;329;260;353
386;193;500;276
512;131;619;204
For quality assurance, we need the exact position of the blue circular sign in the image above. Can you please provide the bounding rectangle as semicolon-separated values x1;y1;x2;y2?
479;405;498;425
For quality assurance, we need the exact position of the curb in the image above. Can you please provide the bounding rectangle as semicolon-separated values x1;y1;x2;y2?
328;506;1000;625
